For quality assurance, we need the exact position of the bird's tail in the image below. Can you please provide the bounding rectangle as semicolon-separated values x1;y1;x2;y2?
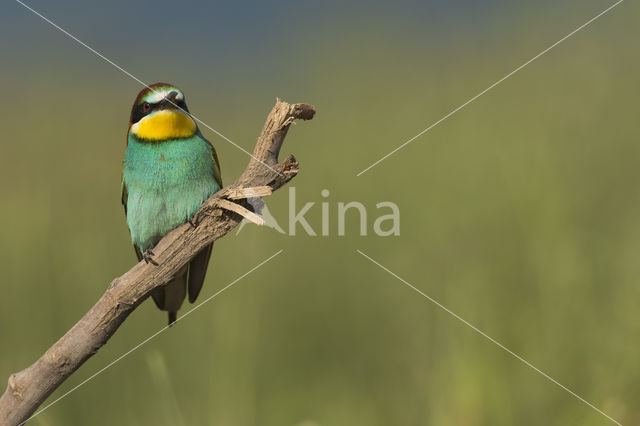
151;265;188;326
150;244;213;326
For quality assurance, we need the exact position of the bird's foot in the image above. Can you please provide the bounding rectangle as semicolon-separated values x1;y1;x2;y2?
143;249;158;266
188;212;203;228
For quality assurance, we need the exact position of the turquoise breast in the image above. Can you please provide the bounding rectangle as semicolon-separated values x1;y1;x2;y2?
123;133;220;251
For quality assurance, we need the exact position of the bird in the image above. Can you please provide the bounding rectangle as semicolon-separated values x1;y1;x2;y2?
121;83;222;325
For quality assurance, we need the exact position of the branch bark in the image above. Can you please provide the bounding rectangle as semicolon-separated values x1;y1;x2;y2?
0;99;315;426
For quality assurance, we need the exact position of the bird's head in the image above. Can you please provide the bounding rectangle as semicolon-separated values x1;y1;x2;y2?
128;83;197;141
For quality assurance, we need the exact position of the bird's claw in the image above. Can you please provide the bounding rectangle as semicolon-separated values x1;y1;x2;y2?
189;213;202;228
143;249;158;266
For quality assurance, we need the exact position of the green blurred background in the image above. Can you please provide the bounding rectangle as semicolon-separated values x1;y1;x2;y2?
0;0;638;424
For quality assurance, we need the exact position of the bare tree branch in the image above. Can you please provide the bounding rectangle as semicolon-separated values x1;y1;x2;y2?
0;99;315;426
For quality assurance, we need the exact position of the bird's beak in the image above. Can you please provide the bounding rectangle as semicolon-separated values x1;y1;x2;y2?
165;91;179;103
158;91;181;111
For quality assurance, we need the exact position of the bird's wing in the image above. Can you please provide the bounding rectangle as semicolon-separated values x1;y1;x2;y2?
123;169;165;311
121;169;143;262
187;136;222;303
210;141;222;188
121;161;128;214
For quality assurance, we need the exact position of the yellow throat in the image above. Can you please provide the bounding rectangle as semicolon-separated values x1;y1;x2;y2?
131;110;197;140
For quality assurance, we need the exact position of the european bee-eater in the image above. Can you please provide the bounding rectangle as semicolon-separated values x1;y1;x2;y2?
122;83;222;325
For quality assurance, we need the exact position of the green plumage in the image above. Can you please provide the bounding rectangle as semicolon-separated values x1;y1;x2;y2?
122;126;221;325
123;133;220;251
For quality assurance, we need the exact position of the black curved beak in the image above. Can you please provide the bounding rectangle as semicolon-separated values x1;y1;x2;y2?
158;91;181;111
165;91;179;103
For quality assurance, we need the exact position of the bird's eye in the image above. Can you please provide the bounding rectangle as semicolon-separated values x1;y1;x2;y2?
143;102;151;112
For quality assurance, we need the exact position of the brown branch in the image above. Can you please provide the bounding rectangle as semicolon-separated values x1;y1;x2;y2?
0;99;315;426
214;198;266;225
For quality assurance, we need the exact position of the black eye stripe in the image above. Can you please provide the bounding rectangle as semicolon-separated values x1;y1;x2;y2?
175;100;188;112
130;96;189;125
131;102;153;124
